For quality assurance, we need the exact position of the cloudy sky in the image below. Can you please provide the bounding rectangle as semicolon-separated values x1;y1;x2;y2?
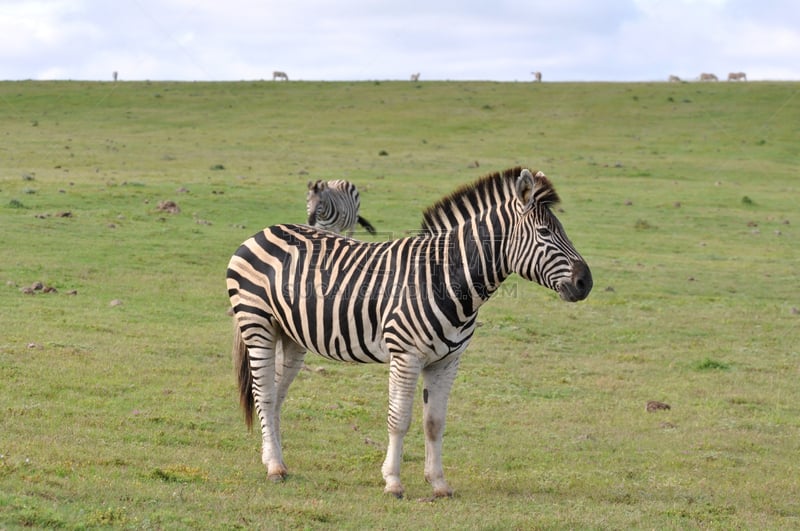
2;0;799;82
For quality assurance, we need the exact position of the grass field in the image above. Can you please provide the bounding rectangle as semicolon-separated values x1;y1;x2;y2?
1;80;799;529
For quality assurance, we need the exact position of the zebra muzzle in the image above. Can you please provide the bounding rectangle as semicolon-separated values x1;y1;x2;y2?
557;261;593;302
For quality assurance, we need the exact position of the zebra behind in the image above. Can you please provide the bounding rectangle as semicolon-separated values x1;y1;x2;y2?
306;179;376;236
227;167;592;498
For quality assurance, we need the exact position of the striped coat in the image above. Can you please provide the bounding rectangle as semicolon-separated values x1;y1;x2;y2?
227;167;592;498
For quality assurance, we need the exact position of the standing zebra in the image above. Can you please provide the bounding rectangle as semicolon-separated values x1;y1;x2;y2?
306;179;376;236
227;167;592;498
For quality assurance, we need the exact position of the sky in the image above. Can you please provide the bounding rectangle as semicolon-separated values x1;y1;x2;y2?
2;0;799;82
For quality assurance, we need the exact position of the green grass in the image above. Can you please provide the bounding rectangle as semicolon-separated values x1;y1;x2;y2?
1;80;799;529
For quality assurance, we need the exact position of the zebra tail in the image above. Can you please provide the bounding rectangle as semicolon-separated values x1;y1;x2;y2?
232;322;255;431
358;215;377;235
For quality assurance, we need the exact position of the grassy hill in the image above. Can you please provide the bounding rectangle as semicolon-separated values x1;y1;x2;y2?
1;80;798;528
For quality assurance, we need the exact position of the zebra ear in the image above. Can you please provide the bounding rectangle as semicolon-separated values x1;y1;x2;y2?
517;169;557;207
308;180;328;192
515;169;536;206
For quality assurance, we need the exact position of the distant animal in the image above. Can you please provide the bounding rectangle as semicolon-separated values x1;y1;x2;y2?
668;75;681;83
727;72;747;81
306;179;376;236
272;71;289;81
700;73;718;81
227;167;593;498
410;73;420;82
532;71;542;82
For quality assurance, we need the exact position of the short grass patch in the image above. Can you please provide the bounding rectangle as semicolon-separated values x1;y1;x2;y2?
2;80;799;528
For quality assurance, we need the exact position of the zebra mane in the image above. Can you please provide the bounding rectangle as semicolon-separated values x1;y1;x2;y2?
421;167;559;234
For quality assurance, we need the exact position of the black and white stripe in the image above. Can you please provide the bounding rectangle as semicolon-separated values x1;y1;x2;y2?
227;167;592;498
306;179;376;235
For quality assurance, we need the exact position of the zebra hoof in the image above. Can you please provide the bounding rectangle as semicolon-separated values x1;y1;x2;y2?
384;485;404;499
267;471;287;483
433;487;454;498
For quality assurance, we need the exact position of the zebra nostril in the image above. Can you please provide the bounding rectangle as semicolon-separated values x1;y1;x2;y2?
572;261;593;298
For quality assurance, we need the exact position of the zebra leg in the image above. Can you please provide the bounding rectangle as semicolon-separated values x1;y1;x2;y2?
245;324;291;482
273;332;306;459
382;352;423;498
247;344;286;481
421;355;461;498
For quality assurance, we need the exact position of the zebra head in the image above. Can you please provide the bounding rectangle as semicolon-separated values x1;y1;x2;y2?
509;169;592;302
306;180;329;225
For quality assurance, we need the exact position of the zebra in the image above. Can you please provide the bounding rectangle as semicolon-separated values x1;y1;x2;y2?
306;179;376;236
227;167;593;498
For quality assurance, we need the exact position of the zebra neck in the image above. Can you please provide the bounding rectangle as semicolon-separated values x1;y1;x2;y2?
449;220;511;308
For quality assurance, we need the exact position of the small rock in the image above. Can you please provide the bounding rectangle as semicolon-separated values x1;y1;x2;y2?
156;200;180;214
109;299;123;307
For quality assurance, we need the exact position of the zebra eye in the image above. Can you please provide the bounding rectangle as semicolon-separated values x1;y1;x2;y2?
536;227;551;238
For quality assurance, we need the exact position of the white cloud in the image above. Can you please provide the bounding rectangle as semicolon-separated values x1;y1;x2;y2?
0;1;91;56
1;0;798;81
